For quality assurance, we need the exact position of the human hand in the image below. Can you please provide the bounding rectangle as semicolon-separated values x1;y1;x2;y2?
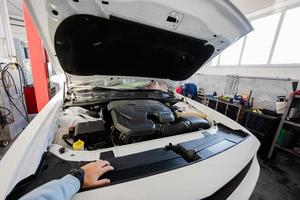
81;160;114;188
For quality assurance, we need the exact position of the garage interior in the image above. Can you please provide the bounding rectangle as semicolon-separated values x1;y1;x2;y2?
0;0;299;200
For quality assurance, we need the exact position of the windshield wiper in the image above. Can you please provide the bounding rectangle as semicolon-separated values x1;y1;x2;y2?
125;88;173;96
93;86;131;94
92;87;175;99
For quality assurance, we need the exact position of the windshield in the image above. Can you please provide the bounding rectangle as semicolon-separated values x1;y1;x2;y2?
65;79;178;107
73;79;169;92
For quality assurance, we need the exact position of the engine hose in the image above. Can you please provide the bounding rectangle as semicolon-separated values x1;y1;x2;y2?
158;120;192;137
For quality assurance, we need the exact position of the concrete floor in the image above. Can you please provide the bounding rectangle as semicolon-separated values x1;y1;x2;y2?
250;151;300;200
1;144;300;199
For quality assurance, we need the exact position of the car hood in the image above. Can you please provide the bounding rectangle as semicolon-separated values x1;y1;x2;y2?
24;0;252;86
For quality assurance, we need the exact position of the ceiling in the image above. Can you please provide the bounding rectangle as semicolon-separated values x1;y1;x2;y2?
5;0;291;18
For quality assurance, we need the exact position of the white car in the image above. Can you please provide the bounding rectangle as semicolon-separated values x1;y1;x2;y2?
0;0;260;199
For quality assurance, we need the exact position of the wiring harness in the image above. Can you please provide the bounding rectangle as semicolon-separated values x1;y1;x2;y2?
0;63;29;127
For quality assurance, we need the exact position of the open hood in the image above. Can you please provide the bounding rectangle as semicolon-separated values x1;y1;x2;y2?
24;0;252;85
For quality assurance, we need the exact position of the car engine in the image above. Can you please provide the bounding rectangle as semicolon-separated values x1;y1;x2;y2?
58;100;210;150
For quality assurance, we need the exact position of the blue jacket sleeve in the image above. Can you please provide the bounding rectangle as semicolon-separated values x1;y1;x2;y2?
20;175;80;200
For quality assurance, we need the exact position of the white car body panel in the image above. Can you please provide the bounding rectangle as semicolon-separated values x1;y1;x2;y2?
0;1;260;199
24;0;252;85
0;91;63;199
0;92;260;199
227;156;260;200
72;143;258;200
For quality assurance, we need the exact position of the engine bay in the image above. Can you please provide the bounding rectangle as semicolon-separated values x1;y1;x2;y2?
56;99;210;150
6;87;253;200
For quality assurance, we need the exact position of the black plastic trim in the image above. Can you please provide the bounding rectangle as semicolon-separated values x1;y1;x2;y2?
54;14;214;81
203;158;253;200
7;125;249;199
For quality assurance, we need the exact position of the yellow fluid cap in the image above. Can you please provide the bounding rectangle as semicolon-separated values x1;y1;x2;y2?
73;139;84;151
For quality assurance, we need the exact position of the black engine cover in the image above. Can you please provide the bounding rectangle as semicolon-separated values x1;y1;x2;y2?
107;100;175;136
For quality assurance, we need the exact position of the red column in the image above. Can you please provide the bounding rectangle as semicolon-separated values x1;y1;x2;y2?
22;1;50;112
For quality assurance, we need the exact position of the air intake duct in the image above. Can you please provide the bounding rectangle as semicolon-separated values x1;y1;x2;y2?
158;116;210;137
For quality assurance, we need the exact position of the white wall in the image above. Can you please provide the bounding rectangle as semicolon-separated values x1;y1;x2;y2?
199;65;300;81
11;25;27;42
6;0;23;17
0;0;16;62
188;73;297;110
9;15;27;42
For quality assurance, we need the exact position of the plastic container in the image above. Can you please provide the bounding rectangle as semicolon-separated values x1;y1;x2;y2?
245;110;281;158
276;101;287;114
276;129;286;145
73;140;84;151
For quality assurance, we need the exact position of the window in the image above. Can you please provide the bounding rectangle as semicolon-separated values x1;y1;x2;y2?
211;55;219;66
241;13;281;64
206;5;300;69
271;6;300;64
219;38;244;65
